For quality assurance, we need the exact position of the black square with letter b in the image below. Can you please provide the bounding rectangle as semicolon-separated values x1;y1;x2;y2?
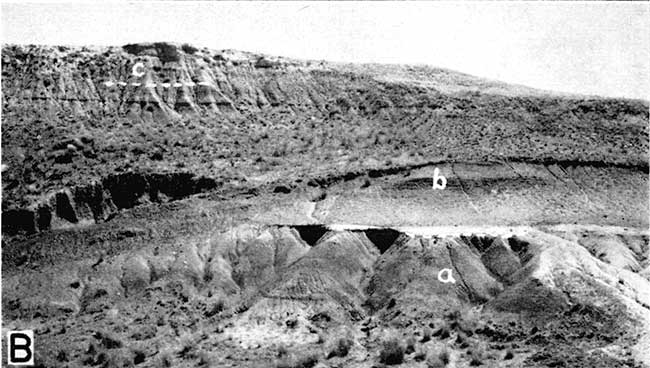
7;331;34;366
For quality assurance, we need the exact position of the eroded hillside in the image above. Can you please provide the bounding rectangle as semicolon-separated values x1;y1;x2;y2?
2;43;649;367
1;43;648;235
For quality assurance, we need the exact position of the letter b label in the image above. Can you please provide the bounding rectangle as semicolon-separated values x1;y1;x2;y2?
433;168;447;190
7;331;34;366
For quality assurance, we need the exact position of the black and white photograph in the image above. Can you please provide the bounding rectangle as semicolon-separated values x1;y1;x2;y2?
1;1;649;367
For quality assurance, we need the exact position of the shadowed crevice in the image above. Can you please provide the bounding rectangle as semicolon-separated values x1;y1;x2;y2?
363;228;402;254
292;225;329;246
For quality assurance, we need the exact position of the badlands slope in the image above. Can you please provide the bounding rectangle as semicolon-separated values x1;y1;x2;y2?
1;43;649;367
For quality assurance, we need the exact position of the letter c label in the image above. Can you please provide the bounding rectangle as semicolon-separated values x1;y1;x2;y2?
132;62;145;77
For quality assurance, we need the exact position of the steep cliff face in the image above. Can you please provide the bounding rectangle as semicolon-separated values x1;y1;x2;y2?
2;43;648;235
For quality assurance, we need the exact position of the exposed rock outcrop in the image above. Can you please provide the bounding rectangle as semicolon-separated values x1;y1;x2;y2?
1;172;219;235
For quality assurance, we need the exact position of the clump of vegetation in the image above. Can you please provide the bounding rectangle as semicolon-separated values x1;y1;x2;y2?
132;349;146;365
177;334;195;358
56;349;68;362
196;351;212;366
379;338;405;365
204;299;225;317
469;356;483;366
276;352;320;368
414;349;427;362
92;330;123;349
421;326;433;342
439;348;451;364
316;332;326;344
455;331;471;348
277;344;289;358
297;353;320;368
468;345;485;366
181;43;198;54
450;309;481;335
405;336;417;354
433;325;450;339
327;337;353;358
426;347;451;368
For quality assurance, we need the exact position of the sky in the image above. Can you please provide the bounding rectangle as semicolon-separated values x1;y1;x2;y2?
1;1;649;100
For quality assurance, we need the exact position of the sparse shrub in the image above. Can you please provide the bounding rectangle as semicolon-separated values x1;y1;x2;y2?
276;352;320;368
438;348;450;365
92;330;123;349
272;143;288;157
504;350;514;360
56;350;68;362
421;326;432;342
132;349;146;365
469;356;483;366
445;310;462;321
433;326;450;339
426;347;450;368
197;351;211;366
455;331;467;345
285;318;299;329
427;356;446;368
177;333;195;358
101;351;133;368
295;353;320;368
379;338;405;365
181;44;198;54
468;345;484;366
131;325;157;341
277;344;289;358
455;310;480;335
275;357;292;368
414;349;427;362
204;299;224;317
327;337;353;358
405;336;417;354
153;42;180;63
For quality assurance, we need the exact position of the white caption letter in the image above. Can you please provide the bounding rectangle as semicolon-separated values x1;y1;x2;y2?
433;167;447;190
437;268;456;284
131;62;145;78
